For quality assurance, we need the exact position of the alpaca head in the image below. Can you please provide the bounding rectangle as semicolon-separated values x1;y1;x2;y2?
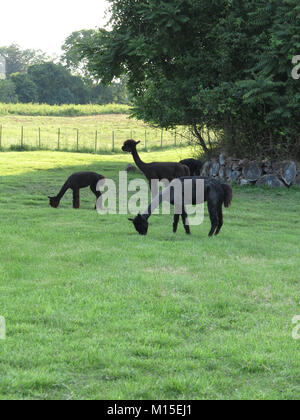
122;140;141;153
48;196;60;208
128;214;148;235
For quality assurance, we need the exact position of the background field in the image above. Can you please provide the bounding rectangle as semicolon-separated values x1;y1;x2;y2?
0;106;189;152
0;103;131;117
0;149;299;400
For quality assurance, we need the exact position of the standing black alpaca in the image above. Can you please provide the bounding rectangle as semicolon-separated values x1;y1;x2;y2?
129;177;233;237
48;172;105;209
122;140;190;187
180;159;203;176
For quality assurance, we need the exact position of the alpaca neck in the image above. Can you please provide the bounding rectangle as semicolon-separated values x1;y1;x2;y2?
142;190;165;220
56;180;70;201
131;148;147;172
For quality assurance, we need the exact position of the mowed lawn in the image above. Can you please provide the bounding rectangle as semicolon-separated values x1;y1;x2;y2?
0;150;299;400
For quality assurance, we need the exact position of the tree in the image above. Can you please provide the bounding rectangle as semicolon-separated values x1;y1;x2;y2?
80;0;300;159
61;30;131;105
27;62;89;105
10;73;38;103
61;29;98;78
0;44;49;78
0;80;18;103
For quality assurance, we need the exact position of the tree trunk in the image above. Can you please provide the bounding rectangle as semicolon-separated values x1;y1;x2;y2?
192;125;209;154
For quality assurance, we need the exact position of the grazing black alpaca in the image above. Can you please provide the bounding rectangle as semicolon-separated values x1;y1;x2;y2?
180;159;203;176
129;177;233;237
48;172;105;209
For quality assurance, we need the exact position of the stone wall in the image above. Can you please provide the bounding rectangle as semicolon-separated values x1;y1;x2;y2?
201;154;300;188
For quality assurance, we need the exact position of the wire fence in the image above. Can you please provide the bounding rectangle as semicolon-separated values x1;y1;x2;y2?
0;124;192;153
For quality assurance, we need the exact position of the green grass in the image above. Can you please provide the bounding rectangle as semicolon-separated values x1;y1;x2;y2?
0;149;299;400
0;113;189;152
0;103;131;117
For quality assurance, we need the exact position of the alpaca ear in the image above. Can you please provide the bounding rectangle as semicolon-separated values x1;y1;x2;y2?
135;141;141;145
128;218;134;222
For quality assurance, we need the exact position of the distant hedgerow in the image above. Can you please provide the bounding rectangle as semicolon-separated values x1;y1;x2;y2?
0;103;131;117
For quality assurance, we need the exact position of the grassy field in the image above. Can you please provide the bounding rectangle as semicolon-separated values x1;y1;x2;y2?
0;114;188;152
0;149;299;400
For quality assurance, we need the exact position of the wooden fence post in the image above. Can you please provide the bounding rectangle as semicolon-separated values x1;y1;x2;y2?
57;128;60;150
21;126;24;148
95;130;98;153
38;128;41;149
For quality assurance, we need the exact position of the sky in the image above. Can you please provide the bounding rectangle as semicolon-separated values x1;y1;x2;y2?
0;0;109;57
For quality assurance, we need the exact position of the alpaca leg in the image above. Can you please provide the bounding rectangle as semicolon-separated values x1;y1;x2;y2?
173;214;180;233
90;184;101;209
208;202;219;237
73;189;80;209
181;207;191;235
215;204;223;235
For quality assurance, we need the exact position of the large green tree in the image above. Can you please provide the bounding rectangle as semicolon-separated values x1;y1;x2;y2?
10;73;38;103
0;44;49;78
61;29;99;78
61;29;131;105
28;62;89;105
0;80;18;103
80;0;300;158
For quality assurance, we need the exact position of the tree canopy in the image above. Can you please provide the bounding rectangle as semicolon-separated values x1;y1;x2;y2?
0;41;131;106
80;0;300;158
61;29;99;78
10;73;38;103
28;62;89;105
0;44;49;78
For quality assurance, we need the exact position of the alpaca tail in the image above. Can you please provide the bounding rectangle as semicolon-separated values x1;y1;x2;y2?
222;184;233;208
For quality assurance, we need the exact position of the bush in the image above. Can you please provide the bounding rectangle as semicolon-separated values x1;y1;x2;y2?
0;80;18;103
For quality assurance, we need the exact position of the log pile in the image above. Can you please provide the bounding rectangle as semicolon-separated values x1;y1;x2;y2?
200;155;300;188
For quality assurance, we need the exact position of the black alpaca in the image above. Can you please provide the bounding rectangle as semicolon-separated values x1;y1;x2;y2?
180;159;203;176
48;172;105;209
129;177;233;237
122;140;190;186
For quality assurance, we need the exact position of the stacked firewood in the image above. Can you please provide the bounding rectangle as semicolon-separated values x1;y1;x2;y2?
200;154;300;188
